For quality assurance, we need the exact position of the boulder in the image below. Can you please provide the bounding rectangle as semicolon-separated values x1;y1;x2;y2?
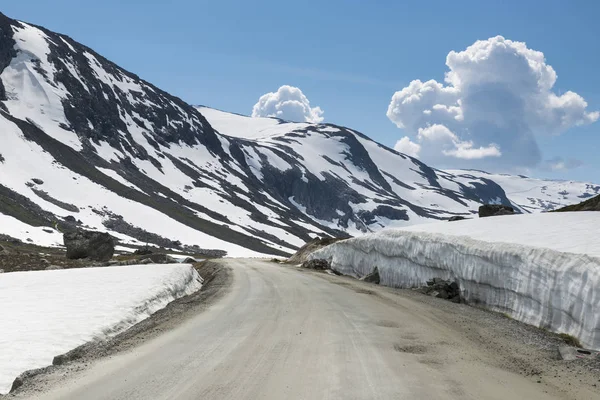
133;247;153;256
478;204;515;218
182;257;198;264
417;278;462;302
360;266;380;284
63;215;78;223
63;230;115;261
301;259;330;270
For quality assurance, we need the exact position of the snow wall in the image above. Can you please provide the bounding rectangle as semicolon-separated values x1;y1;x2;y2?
311;231;600;350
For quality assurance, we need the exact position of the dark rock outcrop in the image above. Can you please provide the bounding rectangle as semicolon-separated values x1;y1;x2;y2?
414;278;461;303
63;230;115;261
301;259;330;270
478;204;515;218
133;247;153;256
360;266;380;284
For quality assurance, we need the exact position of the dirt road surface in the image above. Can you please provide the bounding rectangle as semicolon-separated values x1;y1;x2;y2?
22;259;599;400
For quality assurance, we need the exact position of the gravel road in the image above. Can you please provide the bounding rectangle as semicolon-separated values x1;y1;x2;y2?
17;259;600;399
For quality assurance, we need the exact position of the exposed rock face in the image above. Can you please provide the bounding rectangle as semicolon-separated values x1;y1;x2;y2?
301;259;330;270
478;204;515;218
63;230;115;261
360;266;380;284
414;278;461;303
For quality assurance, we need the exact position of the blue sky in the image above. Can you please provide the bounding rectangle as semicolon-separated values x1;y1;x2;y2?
3;0;599;181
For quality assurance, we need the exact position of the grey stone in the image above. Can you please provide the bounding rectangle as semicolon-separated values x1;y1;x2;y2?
478;204;515;218
360;266;380;284
64;229;115;261
301;259;330;270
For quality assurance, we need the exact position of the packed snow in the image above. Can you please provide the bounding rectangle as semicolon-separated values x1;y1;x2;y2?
312;212;600;349
197;107;310;139
0;264;202;394
0;214;62;247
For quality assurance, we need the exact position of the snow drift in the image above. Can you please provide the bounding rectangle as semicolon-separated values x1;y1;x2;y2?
0;264;202;394
311;212;600;350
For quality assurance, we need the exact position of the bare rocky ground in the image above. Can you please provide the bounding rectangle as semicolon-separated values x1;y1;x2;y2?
0;238;209;273
305;267;600;396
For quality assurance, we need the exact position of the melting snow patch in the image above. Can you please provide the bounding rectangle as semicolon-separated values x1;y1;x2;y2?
0;264;202;394
312;212;600;350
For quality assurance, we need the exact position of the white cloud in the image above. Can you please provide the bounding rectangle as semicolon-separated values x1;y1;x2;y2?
394;136;421;157
387;36;598;170
417;124;458;142
252;85;324;123
443;142;501;160
413;124;501;160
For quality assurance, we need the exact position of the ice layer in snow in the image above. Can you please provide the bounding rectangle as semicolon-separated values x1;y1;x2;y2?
0;264;202;394
311;212;600;349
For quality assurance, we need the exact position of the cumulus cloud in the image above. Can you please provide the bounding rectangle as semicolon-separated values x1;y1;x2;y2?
394;136;421;157
252;85;324;123
387;36;598;170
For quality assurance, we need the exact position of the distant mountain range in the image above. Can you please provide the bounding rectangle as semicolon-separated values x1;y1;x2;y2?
0;13;597;256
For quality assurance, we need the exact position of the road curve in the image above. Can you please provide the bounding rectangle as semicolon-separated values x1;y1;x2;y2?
27;259;584;399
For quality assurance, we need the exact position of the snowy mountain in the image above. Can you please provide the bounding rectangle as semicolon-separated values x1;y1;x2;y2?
445;170;600;213
0;13;597;256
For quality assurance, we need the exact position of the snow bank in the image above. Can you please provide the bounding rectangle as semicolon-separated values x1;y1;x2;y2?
0;213;62;247
0;264;202;394
312;212;600;350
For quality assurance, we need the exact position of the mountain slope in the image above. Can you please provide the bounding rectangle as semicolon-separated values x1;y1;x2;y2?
555;194;600;212
0;13;597;256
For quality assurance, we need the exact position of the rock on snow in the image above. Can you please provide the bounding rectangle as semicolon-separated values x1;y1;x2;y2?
0;264;202;394
311;212;600;350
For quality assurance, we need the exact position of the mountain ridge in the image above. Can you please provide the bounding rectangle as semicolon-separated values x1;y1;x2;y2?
0;12;597;256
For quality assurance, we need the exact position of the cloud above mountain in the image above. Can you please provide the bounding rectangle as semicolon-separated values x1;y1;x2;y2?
252;85;324;123
388;36;599;170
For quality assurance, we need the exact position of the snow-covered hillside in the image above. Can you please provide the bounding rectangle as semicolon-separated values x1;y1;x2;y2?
446;170;600;212
312;212;600;350
0;263;202;394
0;12;597;256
